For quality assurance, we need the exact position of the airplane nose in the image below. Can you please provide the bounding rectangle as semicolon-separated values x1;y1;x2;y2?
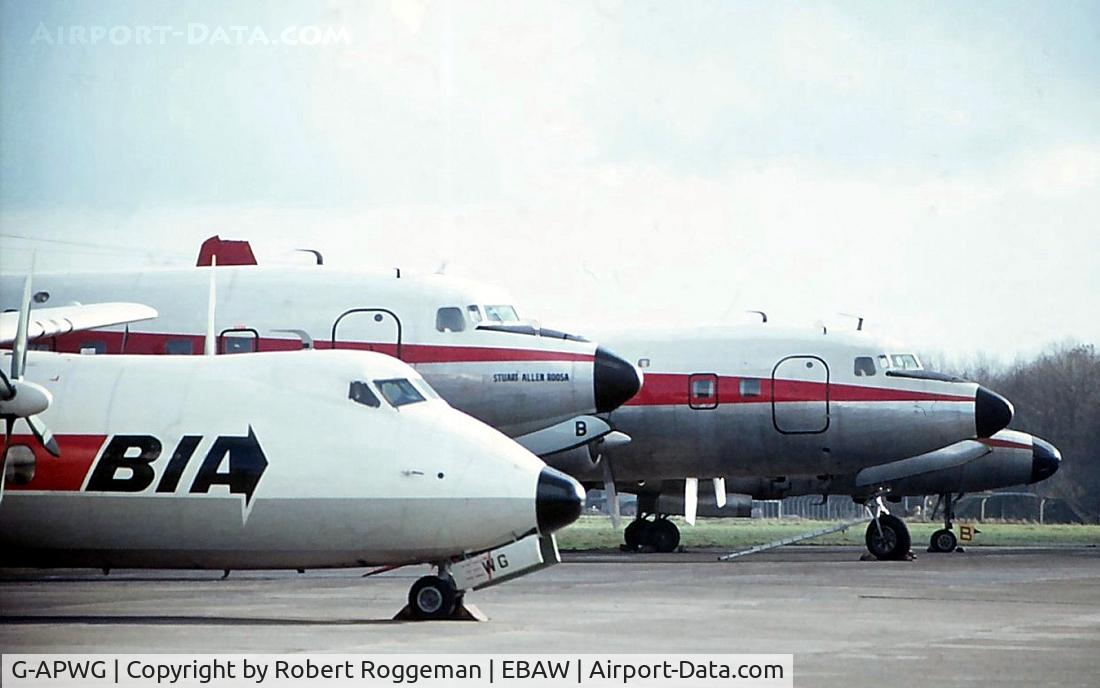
536;467;586;534
975;386;1013;438
594;346;642;413
1030;437;1062;483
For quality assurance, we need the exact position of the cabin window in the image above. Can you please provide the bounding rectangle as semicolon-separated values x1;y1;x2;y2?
348;381;380;408
689;373;719;410
375;378;427;407
854;356;876;376
436;307;466;332
740;378;761;397
637;358;651;369
219;328;259;354
80;340;107;355
166;339;194;355
891;353;921;370
467;305;483;323
484;305;519;322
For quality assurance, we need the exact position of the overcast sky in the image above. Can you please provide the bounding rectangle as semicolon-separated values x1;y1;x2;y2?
2;0;1098;360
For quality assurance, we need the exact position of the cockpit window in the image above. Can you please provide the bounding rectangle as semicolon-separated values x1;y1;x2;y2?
890;353;922;370
375;378;427;407
484;305;519;322
878;354;890;369
436;307;466;333
854;356;876;377
349;381;380;408
467;305;483;323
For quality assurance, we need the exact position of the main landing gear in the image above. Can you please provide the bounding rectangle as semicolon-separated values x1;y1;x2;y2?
927;492;961;553
863;496;912;561
623;514;681;553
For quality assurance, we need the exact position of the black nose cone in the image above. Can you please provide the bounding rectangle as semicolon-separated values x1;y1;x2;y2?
594;346;642;413
1030;437;1061;484
536;467;585;534
975;386;1013;438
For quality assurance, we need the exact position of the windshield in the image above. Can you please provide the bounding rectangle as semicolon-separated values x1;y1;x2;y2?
484;304;520;322
374;378;427;407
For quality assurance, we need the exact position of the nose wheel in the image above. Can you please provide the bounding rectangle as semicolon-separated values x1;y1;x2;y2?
406;575;458;620
622;515;681;553
927;492;961;553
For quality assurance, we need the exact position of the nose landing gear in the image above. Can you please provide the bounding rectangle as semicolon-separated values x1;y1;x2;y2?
927;492;962;553
393;563;485;622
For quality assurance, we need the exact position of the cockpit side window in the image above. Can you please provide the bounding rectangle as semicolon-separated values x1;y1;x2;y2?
854;356;876;377
878;354;890;370
349;381;380;408
467;305;483;323
436;307;466;333
484;305;519;322
890;353;922;370
375;378;427;407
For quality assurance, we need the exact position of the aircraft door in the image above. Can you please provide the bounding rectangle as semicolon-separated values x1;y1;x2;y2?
331;308;403;359
771;356;829;434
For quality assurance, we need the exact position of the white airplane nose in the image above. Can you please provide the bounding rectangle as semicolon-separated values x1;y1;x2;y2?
536;467;585;534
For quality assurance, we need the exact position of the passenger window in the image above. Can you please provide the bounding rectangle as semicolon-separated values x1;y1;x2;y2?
637;358;651;369
219;328;259;354
375;378;427;407
80;340;107;355
348;381;380;408
689;373;718;410
854;356;876;377
467;305;483;323
166;339;194;355
436;307;466;332
739;378;761;397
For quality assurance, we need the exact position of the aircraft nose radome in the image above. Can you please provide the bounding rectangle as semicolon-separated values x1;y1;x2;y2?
536;467;586;534
975;386;1014;438
594;346;642;413
1030;437;1062;484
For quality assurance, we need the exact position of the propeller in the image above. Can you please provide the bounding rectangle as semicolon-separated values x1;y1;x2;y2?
1;417;13;503
0;268;61;498
684;477;699;526
713;477;727;508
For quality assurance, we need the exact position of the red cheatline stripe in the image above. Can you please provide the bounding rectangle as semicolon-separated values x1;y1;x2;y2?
49;331;595;363
2;434;107;491
626;373;974;406
979;438;1031;450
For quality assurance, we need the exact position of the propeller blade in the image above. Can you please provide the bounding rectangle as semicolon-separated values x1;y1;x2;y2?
600;456;621;529
713;478;727;508
684;477;699;526
11;269;34;380
26;414;60;457
204;256;217;356
1;417;14;504
0;369;14;401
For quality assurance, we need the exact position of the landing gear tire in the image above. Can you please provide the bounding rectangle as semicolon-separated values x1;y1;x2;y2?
407;575;457;620
865;514;911;561
624;519;649;549
928;528;958;553
650;519;681;553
